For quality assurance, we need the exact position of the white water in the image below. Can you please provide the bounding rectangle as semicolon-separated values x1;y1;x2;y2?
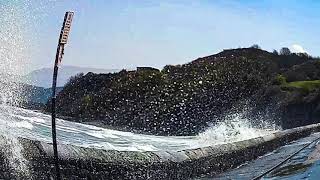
0;105;276;152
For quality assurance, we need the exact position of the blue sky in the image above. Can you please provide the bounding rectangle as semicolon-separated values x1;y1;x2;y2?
2;0;320;72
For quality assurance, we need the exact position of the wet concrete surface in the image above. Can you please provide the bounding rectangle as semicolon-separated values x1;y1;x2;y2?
197;133;320;180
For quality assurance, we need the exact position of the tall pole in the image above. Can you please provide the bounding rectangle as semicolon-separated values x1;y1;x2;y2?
51;11;74;180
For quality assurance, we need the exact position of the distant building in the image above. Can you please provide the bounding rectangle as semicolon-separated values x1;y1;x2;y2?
136;67;160;72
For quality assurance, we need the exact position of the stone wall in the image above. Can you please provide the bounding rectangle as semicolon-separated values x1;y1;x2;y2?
2;123;320;179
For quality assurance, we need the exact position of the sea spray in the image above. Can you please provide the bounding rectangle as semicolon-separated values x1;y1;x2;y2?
197;105;280;145
198;114;276;144
0;131;30;178
0;0;37;176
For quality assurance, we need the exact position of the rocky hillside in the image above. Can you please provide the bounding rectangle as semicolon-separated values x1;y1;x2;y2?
250;60;320;129
46;48;320;135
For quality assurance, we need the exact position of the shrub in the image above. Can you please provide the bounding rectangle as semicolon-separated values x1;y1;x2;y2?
272;50;279;55
280;47;291;56
83;94;92;106
250;44;261;49
274;74;287;85
65;73;84;87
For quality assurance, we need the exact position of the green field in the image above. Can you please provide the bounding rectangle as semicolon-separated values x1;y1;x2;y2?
285;80;320;92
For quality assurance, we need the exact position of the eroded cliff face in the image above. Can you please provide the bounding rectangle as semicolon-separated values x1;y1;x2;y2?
45;48;320;135
249;61;320;129
277;89;320;129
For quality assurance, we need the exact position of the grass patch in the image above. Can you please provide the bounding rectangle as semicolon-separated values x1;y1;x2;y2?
285;80;320;93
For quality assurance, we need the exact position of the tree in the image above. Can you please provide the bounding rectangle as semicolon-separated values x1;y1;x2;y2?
280;47;291;55
272;49;279;55
65;73;84;87
296;52;309;58
250;44;261;49
273;74;287;85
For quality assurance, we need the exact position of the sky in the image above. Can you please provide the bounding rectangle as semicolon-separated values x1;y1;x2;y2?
1;0;320;73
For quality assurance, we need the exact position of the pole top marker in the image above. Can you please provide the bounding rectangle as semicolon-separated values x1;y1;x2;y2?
59;11;74;45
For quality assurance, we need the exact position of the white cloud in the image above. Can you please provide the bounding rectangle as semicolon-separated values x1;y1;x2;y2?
291;44;307;53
